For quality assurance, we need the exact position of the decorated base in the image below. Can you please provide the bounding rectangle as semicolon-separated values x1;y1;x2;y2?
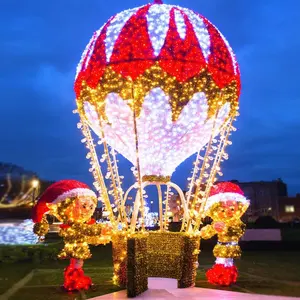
112;232;200;297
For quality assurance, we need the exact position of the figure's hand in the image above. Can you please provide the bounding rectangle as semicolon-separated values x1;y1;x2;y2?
102;223;113;235
214;221;226;232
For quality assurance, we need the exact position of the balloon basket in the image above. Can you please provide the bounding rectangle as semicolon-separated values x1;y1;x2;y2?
112;232;200;298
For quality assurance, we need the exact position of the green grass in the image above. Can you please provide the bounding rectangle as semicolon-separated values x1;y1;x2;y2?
1;244;300;299
196;250;300;297
0;264;33;294
281;228;300;241
11;268;122;300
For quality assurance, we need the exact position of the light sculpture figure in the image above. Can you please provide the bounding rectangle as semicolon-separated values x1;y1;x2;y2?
74;0;241;233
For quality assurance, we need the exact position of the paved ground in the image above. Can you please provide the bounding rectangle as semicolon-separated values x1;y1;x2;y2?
91;278;300;300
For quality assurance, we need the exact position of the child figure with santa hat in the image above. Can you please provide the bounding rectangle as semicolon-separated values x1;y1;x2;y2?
201;182;250;286
32;179;111;291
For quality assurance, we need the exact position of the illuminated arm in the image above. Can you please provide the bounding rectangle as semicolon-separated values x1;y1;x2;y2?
200;224;216;239
81;223;103;236
226;222;246;239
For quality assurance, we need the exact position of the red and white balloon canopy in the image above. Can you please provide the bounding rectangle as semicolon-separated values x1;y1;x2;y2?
75;0;240;97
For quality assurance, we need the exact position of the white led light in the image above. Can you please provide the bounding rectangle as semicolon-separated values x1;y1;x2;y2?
84;88;230;178
105;7;140;62
174;9;186;40
76;3;236;73
181;7;211;61
215;257;234;267
0;220;38;245
204;192;249;212
147;4;172;56
75;27;103;79
217;30;238;74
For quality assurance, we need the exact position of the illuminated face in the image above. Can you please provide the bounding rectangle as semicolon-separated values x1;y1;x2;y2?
49;196;97;223
65;196;96;223
210;200;246;222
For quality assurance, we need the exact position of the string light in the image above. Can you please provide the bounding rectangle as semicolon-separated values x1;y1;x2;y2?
33;186;112;291
72;0;242;293
0;220;39;245
75;1;240;181
201;182;249;286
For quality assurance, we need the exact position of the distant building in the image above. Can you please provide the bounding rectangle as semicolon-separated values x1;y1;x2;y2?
168;179;290;223
278;194;300;222
229;178;287;222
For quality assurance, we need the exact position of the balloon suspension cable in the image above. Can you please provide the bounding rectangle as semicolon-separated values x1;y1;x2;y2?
130;78;145;232
98;117;126;226
186;148;202;206
194;117;235;231
183;109;220;232
110;148;127;227
156;183;164;230
125;181;188;232
163;184;171;231
79;114;117;228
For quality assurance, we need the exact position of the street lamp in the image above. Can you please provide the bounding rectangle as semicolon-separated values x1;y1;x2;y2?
31;179;39;205
150;201;154;212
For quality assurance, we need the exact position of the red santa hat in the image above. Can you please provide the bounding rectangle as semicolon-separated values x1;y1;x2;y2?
204;182;249;212
32;180;97;223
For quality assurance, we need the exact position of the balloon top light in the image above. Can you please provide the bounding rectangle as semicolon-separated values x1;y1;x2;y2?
74;0;241;234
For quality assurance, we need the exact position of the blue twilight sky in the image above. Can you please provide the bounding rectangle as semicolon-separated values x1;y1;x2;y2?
1;0;300;196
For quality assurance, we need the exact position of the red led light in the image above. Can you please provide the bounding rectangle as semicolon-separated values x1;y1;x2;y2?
206;264;238;286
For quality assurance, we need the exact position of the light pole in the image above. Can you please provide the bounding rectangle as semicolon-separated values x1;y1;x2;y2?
150;201;154;212
31;179;39;206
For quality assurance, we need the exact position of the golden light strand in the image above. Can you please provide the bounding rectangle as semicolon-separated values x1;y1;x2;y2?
78;114;117;229
97;117;125;225
194;118;234;231
130;78;145;232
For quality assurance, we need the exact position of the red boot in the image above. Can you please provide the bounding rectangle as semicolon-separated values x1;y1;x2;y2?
206;263;238;286
63;259;92;291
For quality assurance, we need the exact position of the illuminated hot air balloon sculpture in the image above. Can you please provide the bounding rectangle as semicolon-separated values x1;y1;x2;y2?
74;0;241;295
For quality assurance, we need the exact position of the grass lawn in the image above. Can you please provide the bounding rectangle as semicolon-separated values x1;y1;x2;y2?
1;244;300;299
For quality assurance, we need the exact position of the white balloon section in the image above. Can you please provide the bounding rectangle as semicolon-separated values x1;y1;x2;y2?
84;88;230;178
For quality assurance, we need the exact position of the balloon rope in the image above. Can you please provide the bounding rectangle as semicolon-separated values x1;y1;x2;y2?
80;116;117;228
184;111;219;232
130;78;145;232
156;183;164;230
194;118;233;230
163;184;171;231
98;118;126;225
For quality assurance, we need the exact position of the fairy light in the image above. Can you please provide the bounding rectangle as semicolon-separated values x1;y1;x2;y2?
73;0;242;292
163;185;171;230
97;116;125;224
78;117;117;229
194;118;235;230
0;220;38;245
201;182;250;286
75;2;240;182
